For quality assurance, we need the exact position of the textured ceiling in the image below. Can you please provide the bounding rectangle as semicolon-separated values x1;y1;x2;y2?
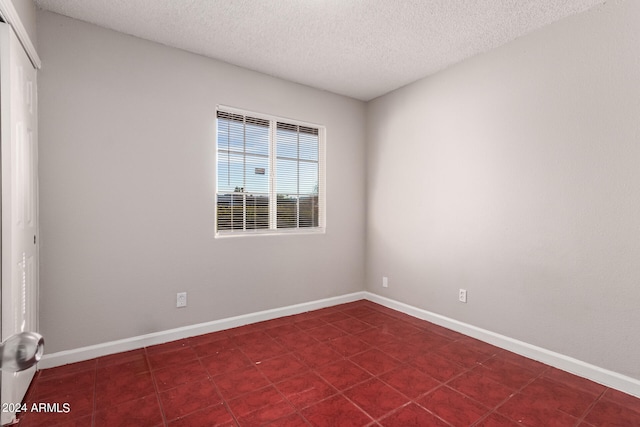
34;0;605;101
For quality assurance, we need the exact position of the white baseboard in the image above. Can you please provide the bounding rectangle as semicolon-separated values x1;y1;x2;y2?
364;292;640;398
38;292;366;369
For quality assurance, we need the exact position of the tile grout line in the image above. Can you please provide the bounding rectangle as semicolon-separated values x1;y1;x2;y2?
573;387;608;427
144;347;170;427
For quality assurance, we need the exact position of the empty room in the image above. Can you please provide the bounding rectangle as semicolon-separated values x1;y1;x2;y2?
1;0;639;425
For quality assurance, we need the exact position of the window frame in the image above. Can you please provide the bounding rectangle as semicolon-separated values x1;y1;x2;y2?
215;105;326;238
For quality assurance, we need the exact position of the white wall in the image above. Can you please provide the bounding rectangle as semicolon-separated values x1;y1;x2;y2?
37;11;366;353
366;0;640;379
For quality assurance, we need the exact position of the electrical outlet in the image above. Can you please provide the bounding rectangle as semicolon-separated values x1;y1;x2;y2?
382;276;388;288
176;292;187;308
458;289;467;303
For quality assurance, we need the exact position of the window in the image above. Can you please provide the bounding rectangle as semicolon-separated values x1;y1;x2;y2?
216;107;325;236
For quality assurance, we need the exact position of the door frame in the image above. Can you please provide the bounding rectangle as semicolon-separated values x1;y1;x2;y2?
0;0;41;69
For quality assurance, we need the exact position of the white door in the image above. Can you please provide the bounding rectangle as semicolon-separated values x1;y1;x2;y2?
0;22;39;425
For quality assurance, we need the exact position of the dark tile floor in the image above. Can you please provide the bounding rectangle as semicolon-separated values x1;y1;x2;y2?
16;300;640;426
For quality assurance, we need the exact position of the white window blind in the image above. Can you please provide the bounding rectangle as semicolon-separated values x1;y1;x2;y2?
216;108;325;235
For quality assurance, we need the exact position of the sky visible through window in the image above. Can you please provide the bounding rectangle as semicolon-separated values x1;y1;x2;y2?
217;119;319;196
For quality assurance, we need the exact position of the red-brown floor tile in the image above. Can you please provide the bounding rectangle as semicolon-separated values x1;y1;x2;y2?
265;323;303;338
94;394;163;427
476;359;539;390
213;365;270;400
37;360;97;379
30;370;95;400
519;377;600;417
376;339;423;362
331;318;373;335
159;379;222;421
274;330;320;352
192;337;236;357
294;316;328;330
378;402;449;427
200;347;252;376
305;324;348;342
447;369;515;408
95;370;156;408
542;367;607;396
379;321;422;340
344;378;409;419
316;311;352;324
354;328;400;347
96;357;149;382
349;348;402;376
240;338;287;363
264;412;311;426
153;359;208;391
167;402;235;427
237;400;297;426
434;341;493;367
357;313;395;328
147;347;198;370
583;398;640;426
379;365;440;399
496;392;579;427
408;330;453;351
54;415;94;427
228;385;287;419
328;335;371;357
315;360;372;391
301;394;372;427
257;353;308;383
409;351;466;382
601;388;640;412
275;371;337;409
232;330;271;346
418;385;489;426
474;412;522;426
342;306;378;318
294;343;341;368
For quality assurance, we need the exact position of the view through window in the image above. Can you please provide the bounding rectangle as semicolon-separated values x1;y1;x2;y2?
216;109;325;235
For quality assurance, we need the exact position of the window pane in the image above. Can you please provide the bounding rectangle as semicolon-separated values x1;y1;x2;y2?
246;122;269;156
276;127;298;159
217;152;245;193
231;194;244;229
246;194;269;229
276;158;298;194
245;155;269;194
299;161;318;195
299;195;319;228
223;119;244;152
277;195;298;228
216;194;232;231
217;193;244;230
299;132;318;161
